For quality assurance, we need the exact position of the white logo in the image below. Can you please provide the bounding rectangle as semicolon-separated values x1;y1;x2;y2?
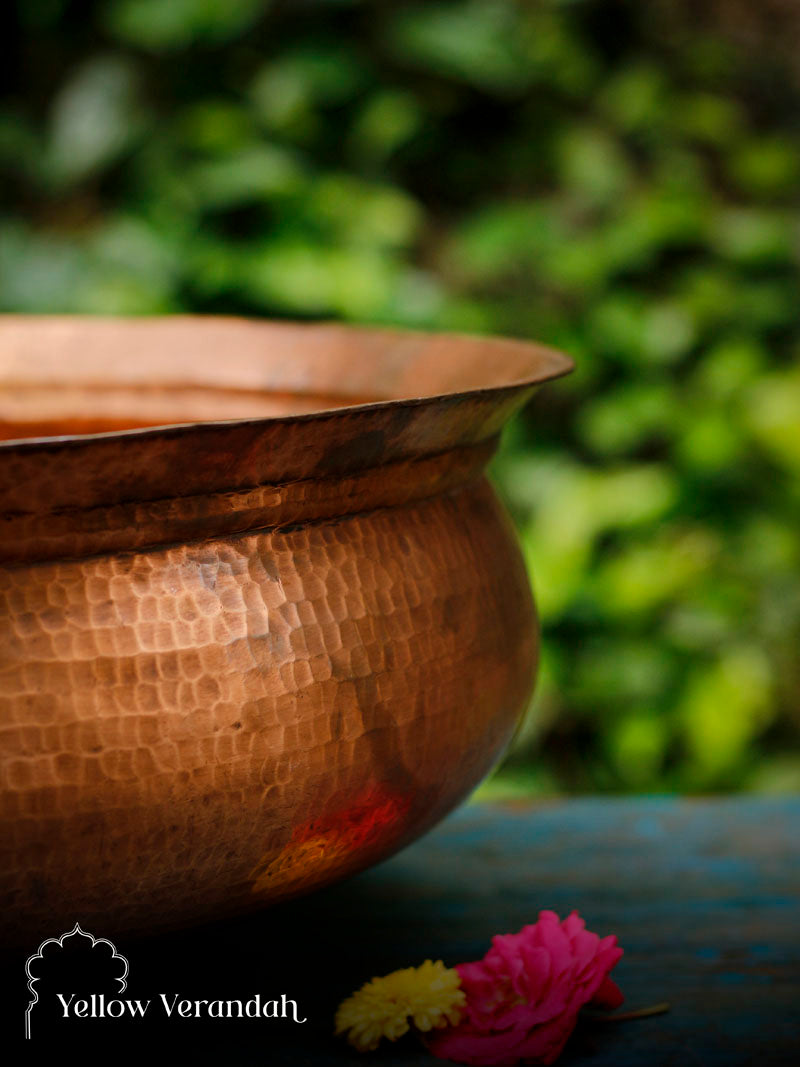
25;922;129;1040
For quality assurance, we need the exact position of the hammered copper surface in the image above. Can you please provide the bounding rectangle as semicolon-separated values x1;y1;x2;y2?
0;316;572;943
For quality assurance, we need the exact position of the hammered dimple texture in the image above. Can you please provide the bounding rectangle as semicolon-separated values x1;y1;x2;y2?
0;478;536;941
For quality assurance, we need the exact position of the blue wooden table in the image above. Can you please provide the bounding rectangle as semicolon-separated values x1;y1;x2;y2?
16;798;800;1063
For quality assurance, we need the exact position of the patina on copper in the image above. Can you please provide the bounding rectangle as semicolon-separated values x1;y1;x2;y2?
0;315;573;942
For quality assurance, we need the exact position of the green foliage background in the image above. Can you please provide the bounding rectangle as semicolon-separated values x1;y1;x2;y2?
2;0;799;793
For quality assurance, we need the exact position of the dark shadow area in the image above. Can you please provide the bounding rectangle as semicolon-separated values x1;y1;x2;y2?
3;800;799;1064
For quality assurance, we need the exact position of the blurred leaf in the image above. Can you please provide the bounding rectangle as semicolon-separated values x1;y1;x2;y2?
250;48;366;139
472;765;561;802
681;647;773;782
46;56;144;185
348;90;423;164
711;207;795;264
106;0;269;51
578;383;678;455
0;223;89;310
737;516;799;574
178;102;259;154
276;47;366;105
575;640;677;706
590;527;718;617
88;215;181;294
186;145;303;208
729;137;800;198
0;111;42;182
516;7;600;96
746;369;800;472
306;175;421;248
671;92;743;146
692;336;766;399
587;293;646;361
557;126;632;206
599;64;668;131
641;301;696;364
747;757;800;793
520;461;678;620
388;0;534;93
242;240;401;318
735;279;796;330
539;232;614;293
588;465;679;529
665;602;734;652
447;202;565;283
607;712;671;787
676;410;745;472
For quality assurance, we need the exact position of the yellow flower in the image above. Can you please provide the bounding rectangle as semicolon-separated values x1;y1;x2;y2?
335;959;466;1052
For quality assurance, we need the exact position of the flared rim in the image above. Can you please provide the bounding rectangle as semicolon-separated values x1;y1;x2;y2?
0;314;573;450
0;316;573;562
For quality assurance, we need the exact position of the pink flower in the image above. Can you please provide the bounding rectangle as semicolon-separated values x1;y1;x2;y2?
426;911;623;1066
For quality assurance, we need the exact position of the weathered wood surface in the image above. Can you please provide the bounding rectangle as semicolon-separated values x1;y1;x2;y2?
13;798;800;1063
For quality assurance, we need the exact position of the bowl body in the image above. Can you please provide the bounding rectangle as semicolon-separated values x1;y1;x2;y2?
0;316;572;942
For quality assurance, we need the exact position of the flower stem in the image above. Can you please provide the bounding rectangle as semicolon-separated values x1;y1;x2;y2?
583;1002;670;1023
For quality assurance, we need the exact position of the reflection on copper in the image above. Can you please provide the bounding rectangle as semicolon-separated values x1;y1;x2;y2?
250;787;411;897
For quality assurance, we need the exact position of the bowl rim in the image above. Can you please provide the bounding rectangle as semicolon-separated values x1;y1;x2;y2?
0;314;574;451
0;315;574;562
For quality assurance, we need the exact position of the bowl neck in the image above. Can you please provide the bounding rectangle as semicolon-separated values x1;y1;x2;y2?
0;436;498;565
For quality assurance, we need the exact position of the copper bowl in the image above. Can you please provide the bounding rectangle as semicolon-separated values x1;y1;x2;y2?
0;315;572;942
